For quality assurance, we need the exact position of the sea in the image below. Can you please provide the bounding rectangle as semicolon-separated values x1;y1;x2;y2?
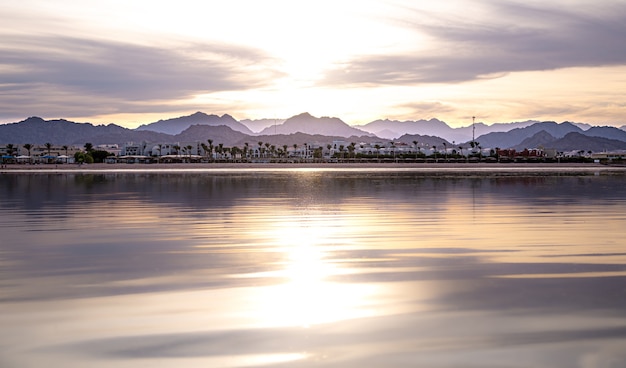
1;167;626;368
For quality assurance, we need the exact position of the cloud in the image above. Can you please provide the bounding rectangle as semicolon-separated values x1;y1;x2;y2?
0;35;283;119
394;101;456;117
321;1;626;86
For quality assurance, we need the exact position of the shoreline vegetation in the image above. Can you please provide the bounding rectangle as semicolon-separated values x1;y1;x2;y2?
2;162;626;175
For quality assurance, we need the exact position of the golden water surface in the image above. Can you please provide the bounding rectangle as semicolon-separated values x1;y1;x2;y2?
1;170;625;367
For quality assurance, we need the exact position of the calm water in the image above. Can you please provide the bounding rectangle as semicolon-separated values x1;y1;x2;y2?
1;169;626;367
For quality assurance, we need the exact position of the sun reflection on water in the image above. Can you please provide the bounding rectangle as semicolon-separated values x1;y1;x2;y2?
248;215;378;328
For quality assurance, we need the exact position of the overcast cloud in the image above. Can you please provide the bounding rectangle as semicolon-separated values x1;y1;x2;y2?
0;34;281;119
1;0;625;126
322;1;626;86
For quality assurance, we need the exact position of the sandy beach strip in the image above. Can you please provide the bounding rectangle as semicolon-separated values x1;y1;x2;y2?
2;162;625;175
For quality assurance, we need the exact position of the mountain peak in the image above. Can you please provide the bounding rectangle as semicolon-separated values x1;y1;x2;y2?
135;112;252;135
292;112;313;119
23;116;45;123
259;112;371;137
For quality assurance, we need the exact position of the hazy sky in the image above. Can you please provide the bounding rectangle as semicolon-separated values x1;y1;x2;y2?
2;0;626;128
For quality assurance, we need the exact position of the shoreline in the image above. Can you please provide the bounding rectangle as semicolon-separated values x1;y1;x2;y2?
2;162;626;174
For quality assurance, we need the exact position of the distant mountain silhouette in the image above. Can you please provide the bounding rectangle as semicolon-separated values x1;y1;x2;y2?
357;118;542;142
394;134;453;148
508;130;626;152
512;130;557;150
582;126;626;142
0;116;171;145
474;122;584;148
259;112;372;137
174;124;250;146
231;132;383;148
547;132;626;152
239;118;285;133
2;115;625;153
161;125;384;147
358;118;453;140
136;112;253;135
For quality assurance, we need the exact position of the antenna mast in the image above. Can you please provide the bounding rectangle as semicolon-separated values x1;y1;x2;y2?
472;116;476;143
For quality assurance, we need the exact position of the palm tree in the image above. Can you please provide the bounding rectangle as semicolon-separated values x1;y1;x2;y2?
173;145;181;157
156;144;163;163
470;140;480;157
231;146;240;161
84;142;93;152
206;139;214;162
258;141;263;158
282;144;288;158
5;143;15;156
3;143;15;166
374;144;381;161
23;143;33;164
313;147;323;160
45;142;52;163
218;143;224;160
264;143;270;158
185;144;193;162
442;142;447;161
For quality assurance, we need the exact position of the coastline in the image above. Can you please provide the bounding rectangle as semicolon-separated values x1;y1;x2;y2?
2;162;625;175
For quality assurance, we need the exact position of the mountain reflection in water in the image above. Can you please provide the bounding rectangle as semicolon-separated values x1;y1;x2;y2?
1;170;626;368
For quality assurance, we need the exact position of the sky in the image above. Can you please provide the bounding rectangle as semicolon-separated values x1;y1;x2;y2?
1;0;626;129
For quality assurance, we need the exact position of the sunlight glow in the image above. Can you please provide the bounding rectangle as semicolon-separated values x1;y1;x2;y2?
250;215;377;328
2;0;626;126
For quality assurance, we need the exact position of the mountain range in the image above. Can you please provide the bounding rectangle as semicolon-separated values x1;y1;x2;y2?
1;112;625;152
135;112;254;135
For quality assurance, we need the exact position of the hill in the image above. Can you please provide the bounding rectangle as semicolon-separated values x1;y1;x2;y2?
582;126;626;142
0;117;171;145
550;132;626;152
239;118;285;133
259;112;372;137
512;131;557;150
3;115;625;153
357;119;542;142
474;122;583;148
174;124;251;146
136;112;253;135
394;134;454;148
231;132;383;148
511;131;626;152
359;118;457;140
